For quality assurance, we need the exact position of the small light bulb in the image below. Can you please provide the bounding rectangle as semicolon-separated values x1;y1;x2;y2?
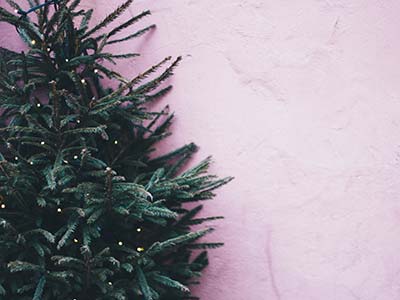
14;9;19;13
40;141;45;145
76;119;81;124
92;96;96;100
114;140;118;145
136;228;142;232
136;247;145;252
30;161;34;165
57;208;62;213
94;69;99;74
108;281;112;286
47;47;51;52
73;155;78;160
86;193;90;197
63;159;69;164
118;241;123;246
73;238;79;243
1;204;5;209
14;156;18;161
36;103;41;107
65;58;69;62
80;79;86;84
31;40;36;45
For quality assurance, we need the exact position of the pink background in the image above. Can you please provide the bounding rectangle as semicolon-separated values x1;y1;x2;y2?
3;1;400;299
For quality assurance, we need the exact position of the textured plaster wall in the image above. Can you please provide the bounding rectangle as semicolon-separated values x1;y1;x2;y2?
2;0;400;299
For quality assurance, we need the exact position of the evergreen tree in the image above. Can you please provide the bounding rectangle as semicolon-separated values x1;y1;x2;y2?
0;1;232;299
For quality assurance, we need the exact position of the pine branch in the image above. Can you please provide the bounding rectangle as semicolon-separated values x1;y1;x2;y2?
107;24;156;45
105;10;151;40
81;0;135;38
96;56;172;104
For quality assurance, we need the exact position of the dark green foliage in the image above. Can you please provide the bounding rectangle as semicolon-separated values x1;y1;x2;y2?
0;1;232;299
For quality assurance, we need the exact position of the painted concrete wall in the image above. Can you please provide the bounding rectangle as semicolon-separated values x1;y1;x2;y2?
2;1;400;299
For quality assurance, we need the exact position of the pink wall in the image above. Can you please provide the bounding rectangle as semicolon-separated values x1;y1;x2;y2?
3;1;400;299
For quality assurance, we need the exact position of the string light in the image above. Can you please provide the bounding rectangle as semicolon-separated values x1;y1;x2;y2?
114;140;118;145
1;204;5;209
136;228;142;232
14;9;19;13
30;161;34;165
80;79;86;84
14;156;18;161
36;103;41;107
73;238;79;243
118;241;123;246
73;155;78;160
47;47;51;52
31;40;36;45
63;159;69;164
94;69;99;74
136;247;145;252
40;141;45;145
76;119;81;124
57;208;62;213
108;282;112;286
65;58;69;62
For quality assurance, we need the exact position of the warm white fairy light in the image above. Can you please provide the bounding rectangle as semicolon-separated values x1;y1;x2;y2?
114;140;118;145
73;238;79;243
31;40;36;45
14;9;19;13
108;282;112;286
57;208;62;213
136;228;142;232
30;161;34;165
47;47;51;52
63;159;69;164
80;79;86;84
118;241;123;246
76;119;81;124
1;204;5;209
65;58;69;62
40;141;45;145
14;156;18;161
36;103;41;107
136;247;145;252
73;155;78;160
94;69;99;74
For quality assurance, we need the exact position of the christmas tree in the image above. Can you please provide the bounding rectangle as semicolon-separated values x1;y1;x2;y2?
0;0;232;299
